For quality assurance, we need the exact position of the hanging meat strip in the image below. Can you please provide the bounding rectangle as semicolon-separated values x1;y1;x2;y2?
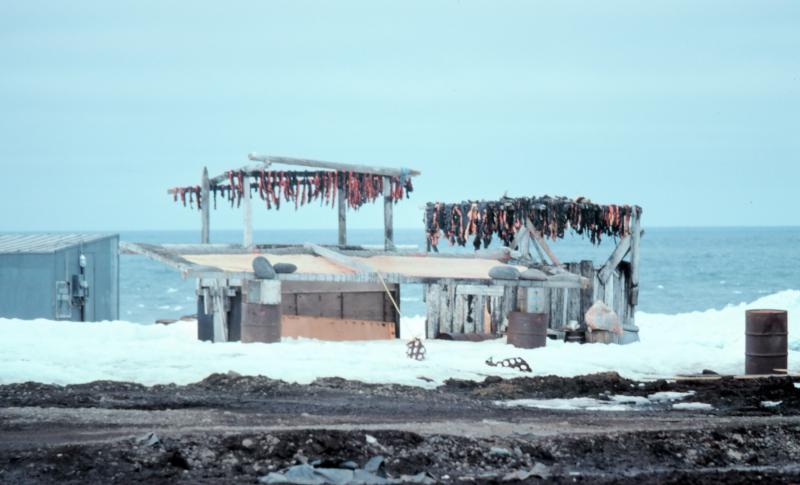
423;197;641;249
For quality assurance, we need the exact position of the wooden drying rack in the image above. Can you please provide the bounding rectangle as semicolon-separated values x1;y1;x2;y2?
168;154;421;251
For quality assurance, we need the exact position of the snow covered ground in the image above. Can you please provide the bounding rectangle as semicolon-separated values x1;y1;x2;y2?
1;290;798;387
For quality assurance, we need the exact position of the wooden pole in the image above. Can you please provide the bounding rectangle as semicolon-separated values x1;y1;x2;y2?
248;153;421;178
598;235;631;284
526;220;561;267
629;211;641;305
530;238;547;264
201;167;210;244
383;176;395;251
338;188;347;246
209;279;228;343
242;174;253;248
304;243;374;273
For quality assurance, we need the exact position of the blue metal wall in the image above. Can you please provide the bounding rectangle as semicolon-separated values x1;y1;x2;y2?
0;235;119;321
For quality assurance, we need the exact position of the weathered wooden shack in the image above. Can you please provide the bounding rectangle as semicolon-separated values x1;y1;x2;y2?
422;197;642;344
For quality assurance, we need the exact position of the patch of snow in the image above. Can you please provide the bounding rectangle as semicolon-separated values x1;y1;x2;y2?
0;290;799;386
648;391;695;402
672;402;714;411
608;394;651;406
399;315;426;340
496;398;637;412
795;383;800;389
761;400;782;408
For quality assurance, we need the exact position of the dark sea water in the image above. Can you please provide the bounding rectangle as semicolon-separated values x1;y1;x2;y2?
120;227;800;324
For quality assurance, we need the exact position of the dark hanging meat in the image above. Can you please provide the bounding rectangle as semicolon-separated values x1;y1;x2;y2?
424;197;641;251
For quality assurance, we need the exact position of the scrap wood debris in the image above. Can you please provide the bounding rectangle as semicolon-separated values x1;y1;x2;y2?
406;338;426;361
425;196;642;249
170;169;413;211
486;357;532;373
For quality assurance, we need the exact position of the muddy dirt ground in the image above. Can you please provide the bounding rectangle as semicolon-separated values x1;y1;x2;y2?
2;372;800;484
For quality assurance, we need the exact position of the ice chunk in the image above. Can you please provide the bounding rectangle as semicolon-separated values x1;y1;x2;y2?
672;402;713;411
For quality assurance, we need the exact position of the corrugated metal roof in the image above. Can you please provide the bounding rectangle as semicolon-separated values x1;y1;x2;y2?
0;234;117;254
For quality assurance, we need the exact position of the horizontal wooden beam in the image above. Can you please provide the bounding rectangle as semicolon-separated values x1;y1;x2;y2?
455;285;506;297
303;243;374;274
248;153;421;178
209;164;268;185
120;242;223;278
183;268;587;289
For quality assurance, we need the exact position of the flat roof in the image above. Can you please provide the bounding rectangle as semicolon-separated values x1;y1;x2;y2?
181;253;529;280
0;234;117;254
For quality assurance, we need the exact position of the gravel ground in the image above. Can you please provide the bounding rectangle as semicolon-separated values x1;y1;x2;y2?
2;372;800;484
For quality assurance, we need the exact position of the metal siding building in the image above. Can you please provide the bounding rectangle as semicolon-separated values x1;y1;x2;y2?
0;234;119;321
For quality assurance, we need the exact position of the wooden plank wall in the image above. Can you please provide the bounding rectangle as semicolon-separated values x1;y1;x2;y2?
425;282;515;338
424;260;636;341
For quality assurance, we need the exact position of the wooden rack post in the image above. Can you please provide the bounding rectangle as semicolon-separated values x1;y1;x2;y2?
629;211;641;305
338;188;347;246
200;278;229;343
243;174;253;248
383;176;395;250
201;167;210;244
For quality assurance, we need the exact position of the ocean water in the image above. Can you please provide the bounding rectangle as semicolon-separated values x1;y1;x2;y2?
120;227;800;324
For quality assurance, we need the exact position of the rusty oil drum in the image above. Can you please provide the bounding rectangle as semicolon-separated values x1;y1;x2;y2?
745;309;788;375
507;312;548;349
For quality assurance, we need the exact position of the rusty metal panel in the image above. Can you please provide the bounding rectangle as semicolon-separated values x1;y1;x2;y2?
282;315;395;340
281;293;298;316
342;292;385;321
297;292;342;318
382;285;400;330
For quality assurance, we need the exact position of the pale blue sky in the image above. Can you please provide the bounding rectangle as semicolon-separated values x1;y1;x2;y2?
1;1;798;231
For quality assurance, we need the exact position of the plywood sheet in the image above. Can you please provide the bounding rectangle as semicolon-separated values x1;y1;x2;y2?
282;315;395;341
354;255;527;280
181;253;352;275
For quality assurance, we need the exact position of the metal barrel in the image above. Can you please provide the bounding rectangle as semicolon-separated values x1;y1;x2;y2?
745;309;788;375
507;312;548;349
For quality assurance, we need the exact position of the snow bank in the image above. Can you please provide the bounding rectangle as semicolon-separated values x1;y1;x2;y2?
496;397;636;412
497;391;696;412
1;290;798;387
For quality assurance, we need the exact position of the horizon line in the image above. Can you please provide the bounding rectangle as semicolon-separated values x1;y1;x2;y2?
3;224;800;233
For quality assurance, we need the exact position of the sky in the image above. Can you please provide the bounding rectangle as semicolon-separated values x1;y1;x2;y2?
1;1;798;232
